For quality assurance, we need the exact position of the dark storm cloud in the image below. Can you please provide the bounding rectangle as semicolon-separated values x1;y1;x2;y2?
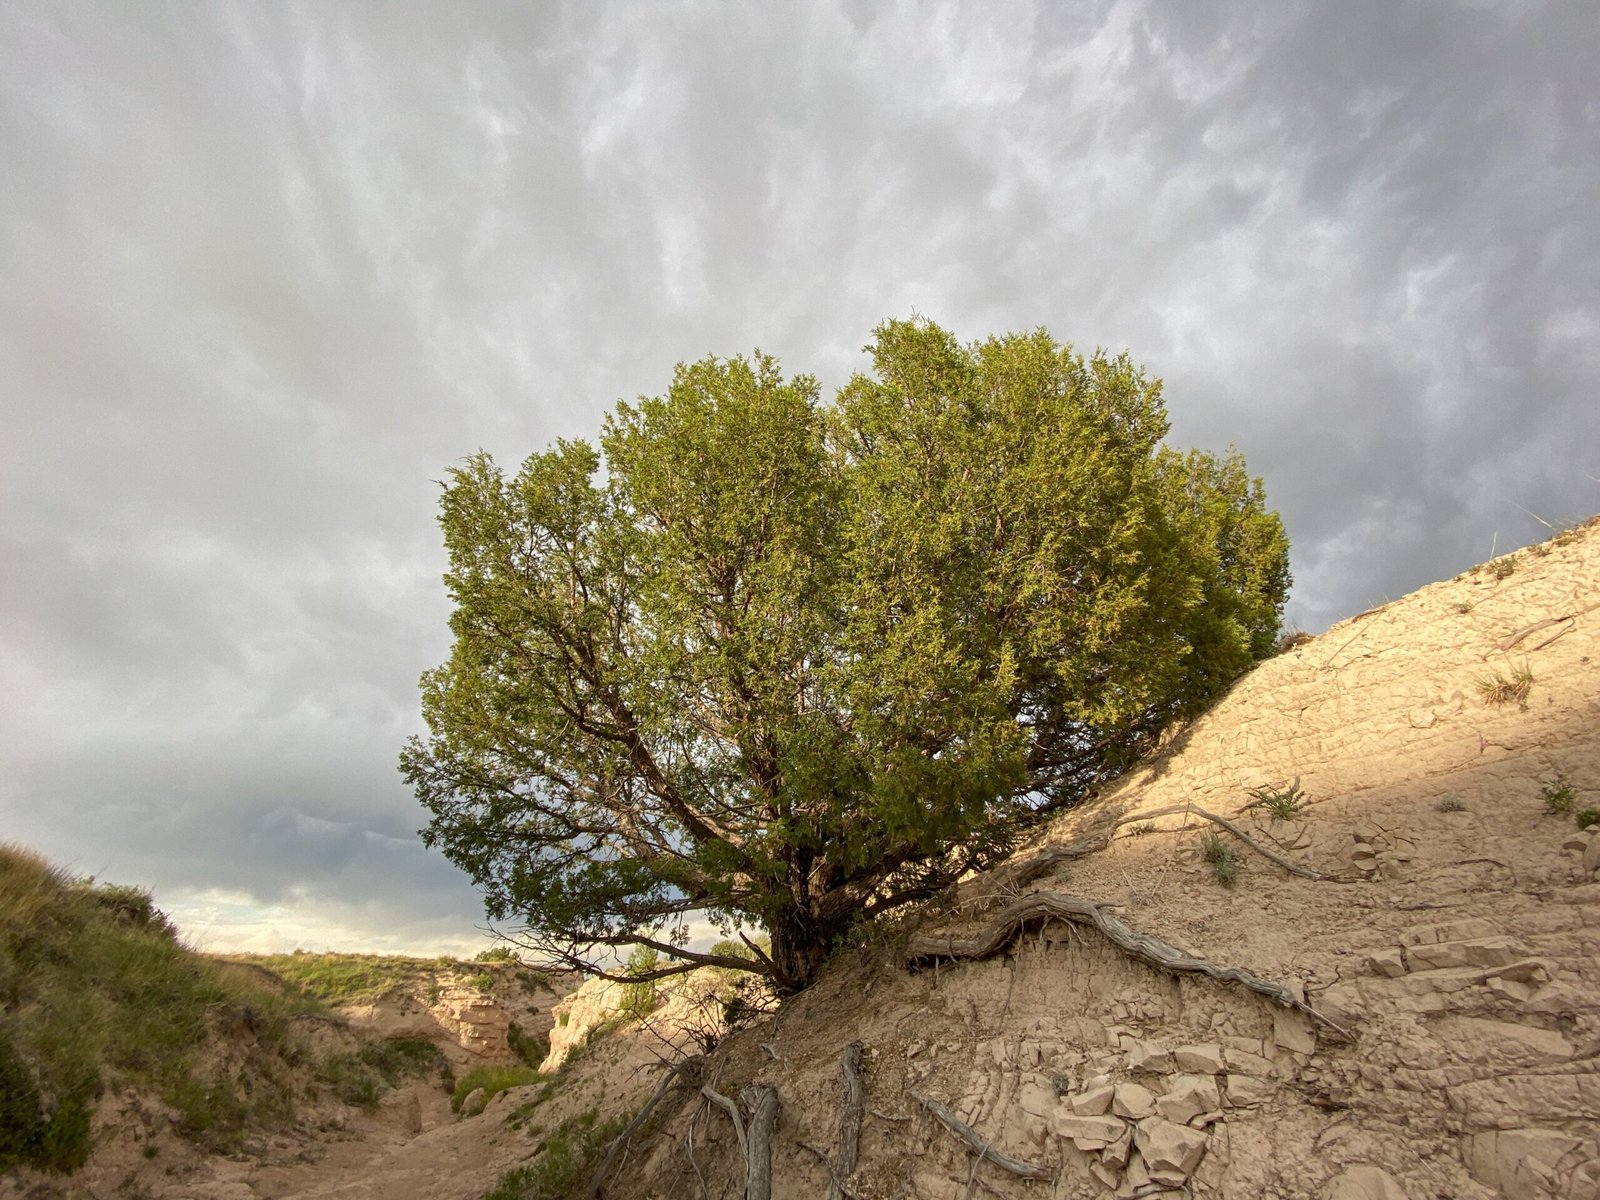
2;1;1594;949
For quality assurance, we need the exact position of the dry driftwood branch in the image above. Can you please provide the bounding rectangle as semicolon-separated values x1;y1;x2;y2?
908;1091;1053;1181
589;1057;704;1197
988;796;1323;894
826;1041;866;1200
702;1085;748;1163
906;890;1351;1037
1113;804;1322;878
742;1084;779;1200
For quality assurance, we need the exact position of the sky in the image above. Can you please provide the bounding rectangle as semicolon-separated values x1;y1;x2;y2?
2;1;1596;957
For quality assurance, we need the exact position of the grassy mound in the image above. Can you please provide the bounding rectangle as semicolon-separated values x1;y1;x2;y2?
0;844;386;1173
221;950;470;1006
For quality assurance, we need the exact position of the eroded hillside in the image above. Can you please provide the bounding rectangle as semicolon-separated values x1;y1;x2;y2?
596;518;1600;1199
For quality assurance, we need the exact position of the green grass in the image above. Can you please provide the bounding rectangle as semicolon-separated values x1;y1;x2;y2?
1477;665;1534;708
0;844;318;1171
1200;831;1240;888
222;951;470;1006
482;1109;629;1200
451;1064;546;1113
507;1020;549;1070
1541;775;1577;816
313;1037;450;1110
1247;782;1306;820
1576;808;1600;831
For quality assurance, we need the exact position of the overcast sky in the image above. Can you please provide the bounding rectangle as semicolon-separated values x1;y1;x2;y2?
2;1;1595;956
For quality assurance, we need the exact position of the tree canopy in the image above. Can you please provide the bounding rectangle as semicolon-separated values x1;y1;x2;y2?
402;318;1290;993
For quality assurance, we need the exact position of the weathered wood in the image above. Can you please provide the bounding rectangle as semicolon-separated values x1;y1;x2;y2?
742;1084;779;1200
588;1057;702;1197
827;1042;865;1200
1118;803;1322;878
909;1091;1053;1181
702;1085;748;1163
905;890;1350;1037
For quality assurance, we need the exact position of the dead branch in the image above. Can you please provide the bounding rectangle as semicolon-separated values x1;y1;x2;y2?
985;796;1322;894
1112;804;1322;878
908;1091;1053;1181
589;1056;704;1197
826;1042;865;1200
1498;613;1582;652
905;890;1351;1037
702;1085;748;1163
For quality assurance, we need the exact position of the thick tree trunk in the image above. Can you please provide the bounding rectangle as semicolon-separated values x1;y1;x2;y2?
768;902;830;993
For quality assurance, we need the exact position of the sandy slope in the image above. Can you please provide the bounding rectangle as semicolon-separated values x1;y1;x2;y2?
600;518;1600;1199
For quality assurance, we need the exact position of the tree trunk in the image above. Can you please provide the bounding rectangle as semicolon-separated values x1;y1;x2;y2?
768;902;829;993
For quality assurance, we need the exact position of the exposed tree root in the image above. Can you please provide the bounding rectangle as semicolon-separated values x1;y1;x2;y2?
990;799;1325;894
702;1085;747;1163
906;890;1351;1037
701;1083;779;1200
908;1091;1054;1181
743;1084;779;1200
824;1041;865;1200
1118;804;1322;878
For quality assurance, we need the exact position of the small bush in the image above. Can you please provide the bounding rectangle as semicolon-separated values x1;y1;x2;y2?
1576;808;1600;831
1248;782;1306;820
1489;554;1517;580
359;1036;446;1084
1436;795;1465;813
1274;627;1313;654
1477;666;1533;708
1541;775;1577;816
313;1053;383;1110
474;947;518;963
450;1064;543;1114
507;1021;549;1070
1200;832;1239;888
483;1109;629;1200
466;973;495;993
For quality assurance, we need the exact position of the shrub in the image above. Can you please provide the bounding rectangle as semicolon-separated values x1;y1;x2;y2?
1477;666;1533;708
1541;775;1577;816
474;947;518;963
507;1021;549;1070
359;1036;446;1084
1489;554;1517;580
1200;831;1239;888
1576;808;1600;831
1247;782;1306;820
466;973;495;993
1436;795;1465;813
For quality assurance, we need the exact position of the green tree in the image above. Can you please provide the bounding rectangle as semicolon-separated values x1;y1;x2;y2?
402;318;1289;993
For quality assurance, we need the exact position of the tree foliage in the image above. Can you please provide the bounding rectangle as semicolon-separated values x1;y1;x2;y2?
402;319;1290;992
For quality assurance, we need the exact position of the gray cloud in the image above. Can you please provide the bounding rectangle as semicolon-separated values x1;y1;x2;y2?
2;0;1594;950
